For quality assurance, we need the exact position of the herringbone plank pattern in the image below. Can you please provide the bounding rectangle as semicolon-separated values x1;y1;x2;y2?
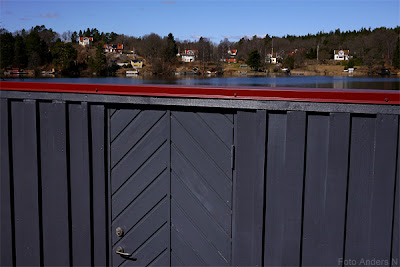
110;108;234;266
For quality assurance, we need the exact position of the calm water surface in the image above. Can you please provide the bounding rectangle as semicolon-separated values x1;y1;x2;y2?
5;76;400;90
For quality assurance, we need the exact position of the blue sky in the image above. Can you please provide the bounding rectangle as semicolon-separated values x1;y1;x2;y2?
1;0;399;41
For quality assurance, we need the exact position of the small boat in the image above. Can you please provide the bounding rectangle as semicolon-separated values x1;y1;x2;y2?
126;70;139;75
42;68;56;75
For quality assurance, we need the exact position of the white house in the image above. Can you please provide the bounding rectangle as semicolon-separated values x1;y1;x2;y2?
116;62;131;67
78;37;93;46
180;50;198;62
334;49;351;61
104;44;124;54
266;52;278;64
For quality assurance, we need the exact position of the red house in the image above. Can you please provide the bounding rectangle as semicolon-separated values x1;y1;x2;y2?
104;44;124;54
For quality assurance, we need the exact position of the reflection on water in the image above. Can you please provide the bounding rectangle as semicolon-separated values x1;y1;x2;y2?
5;76;400;90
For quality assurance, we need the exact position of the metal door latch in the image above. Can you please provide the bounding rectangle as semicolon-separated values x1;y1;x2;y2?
115;246;133;257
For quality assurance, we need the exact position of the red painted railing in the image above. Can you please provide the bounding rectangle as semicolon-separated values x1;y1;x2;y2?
1;81;399;105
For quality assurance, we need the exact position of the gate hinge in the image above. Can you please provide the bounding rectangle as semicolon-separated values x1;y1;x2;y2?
231;145;235;170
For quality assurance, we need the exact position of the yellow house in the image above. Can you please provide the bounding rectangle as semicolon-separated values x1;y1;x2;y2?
131;60;143;69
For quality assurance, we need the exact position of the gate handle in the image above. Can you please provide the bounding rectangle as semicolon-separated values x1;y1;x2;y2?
115;247;132;257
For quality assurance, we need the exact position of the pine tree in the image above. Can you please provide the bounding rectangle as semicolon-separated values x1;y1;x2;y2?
71;31;78;43
89;43;107;75
51;39;77;74
246;50;261;70
0;30;15;68
164;33;178;63
14;35;27;68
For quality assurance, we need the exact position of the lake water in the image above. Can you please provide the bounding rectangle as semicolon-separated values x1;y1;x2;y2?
4;76;400;90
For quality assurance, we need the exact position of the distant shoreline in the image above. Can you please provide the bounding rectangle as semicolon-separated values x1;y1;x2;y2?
2;63;398;80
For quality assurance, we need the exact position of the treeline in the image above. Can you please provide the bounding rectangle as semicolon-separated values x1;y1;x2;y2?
0;25;124;75
1;25;399;76
220;26;400;69
125;26;400;70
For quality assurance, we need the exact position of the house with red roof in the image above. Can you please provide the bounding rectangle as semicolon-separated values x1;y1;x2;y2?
227;49;238;57
79;37;93;46
223;49;238;63
104;44;124;54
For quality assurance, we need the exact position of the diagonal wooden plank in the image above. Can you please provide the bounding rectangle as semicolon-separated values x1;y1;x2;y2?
113;167;167;222
172;147;232;232
172;111;231;177
110;108;117;117
171;226;206;266
171;117;232;204
111;110;166;167
172;173;231;261
171;199;230;266
112;172;169;245
147;248;169;266
113;200;168;266
171;251;184;266
111;116;168;193
197;111;233;149
112;144;168;219
110;109;140;141
120;229;169;267
224;113;234;123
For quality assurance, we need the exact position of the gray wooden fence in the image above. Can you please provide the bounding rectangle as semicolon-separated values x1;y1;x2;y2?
1;84;399;266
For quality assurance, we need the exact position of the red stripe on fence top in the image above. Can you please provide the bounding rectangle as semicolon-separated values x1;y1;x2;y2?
0;81;399;105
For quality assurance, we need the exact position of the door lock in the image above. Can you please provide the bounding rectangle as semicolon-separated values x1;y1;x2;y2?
116;227;124;237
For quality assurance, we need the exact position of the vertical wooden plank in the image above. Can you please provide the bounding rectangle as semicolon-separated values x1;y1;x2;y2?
392;119;399;266
91;104;108;266
39;101;70;266
11;100;41;266
264;111;306;266
233;110;266;266
69;103;92;266
0;99;14;266
302;113;350;266
345;115;398;263
167;110;171;267
107;108;113;266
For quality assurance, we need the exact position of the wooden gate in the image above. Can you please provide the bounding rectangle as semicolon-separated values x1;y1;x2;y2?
110;108;234;266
